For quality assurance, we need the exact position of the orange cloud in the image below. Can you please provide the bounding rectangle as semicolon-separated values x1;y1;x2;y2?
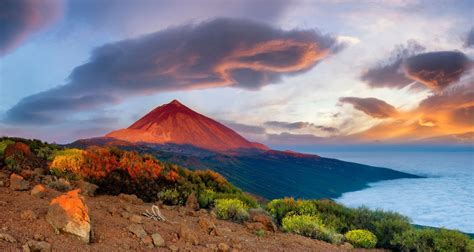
346;80;474;143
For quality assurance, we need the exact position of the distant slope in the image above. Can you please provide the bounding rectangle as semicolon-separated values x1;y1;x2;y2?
68;140;421;200
153;147;421;199
106;100;268;151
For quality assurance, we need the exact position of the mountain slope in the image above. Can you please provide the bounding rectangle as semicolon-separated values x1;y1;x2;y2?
106;100;267;151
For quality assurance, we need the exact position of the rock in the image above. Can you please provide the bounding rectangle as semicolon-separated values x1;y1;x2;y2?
46;189;91;243
245;222;266;232
142;235;154;248
218;243;230;252
20;169;34;179
10;173;29;191
206;243;217;250
248;209;277;232
129;214;143;224
118;194;143;205
168;245;179;252
40;175;53;185
151;233;165;247
120;211;131;219
198;216;216;235
0;232;17;243
20;210;38;220
108;207;118;216
124;205;133;213
24;240;51;252
77;180;98;197
33;233;45;241
185;192;199;211
128;224;147;239
340;242;354;250
0;181;4;187
33;168;46;176
31;184;46;198
179;223;198;245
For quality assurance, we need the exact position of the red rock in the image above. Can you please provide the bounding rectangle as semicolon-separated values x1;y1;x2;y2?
106;100;268;151
10;173;29;191
46;189;91;243
31;184;46;198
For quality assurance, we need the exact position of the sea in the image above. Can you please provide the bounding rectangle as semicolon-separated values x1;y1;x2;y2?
314;150;474;233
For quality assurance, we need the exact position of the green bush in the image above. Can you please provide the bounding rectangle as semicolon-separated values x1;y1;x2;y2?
214;192;258;208
391;228;474;252
345;229;377;249
255;229;265;237
0;139;14;157
215;198;249;222
281;214;342;243
266;198;300;224
351;207;411;248
158;188;182;205
197;189;216;208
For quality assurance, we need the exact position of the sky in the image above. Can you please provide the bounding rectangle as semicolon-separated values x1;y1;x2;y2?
0;0;473;148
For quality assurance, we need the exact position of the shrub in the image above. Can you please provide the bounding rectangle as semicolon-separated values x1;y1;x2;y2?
0;139;14;157
197;189;216;208
158;188;182;205
255;229;265;237
345;229;377;249
282;214;339;243
214;192;258;209
351;207;411;248
391;228;473;252
266;198;300;224
215;198;249;222
50;149;85;174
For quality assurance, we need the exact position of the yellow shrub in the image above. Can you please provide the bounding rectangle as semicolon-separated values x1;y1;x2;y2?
50;149;85;173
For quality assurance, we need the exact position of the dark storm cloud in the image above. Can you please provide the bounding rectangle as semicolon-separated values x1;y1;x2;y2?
361;40;425;89
339;97;399;119
5;18;344;125
464;27;474;48
264;121;338;133
0;0;61;56
403;51;471;91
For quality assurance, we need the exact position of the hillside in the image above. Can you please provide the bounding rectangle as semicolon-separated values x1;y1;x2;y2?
1;137;472;251
70;139;420;200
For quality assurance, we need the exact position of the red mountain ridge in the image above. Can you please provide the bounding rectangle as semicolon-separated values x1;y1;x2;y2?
106;100;268;151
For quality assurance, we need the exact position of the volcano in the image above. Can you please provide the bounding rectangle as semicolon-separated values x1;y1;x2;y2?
106;100;268;151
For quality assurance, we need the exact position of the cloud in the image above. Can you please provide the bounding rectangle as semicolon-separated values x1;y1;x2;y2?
464;27;474;48
5;93;119;124
264;121;338;133
0;0;62;56
361;41;472;92
339;97;399;119
403;51;471;91
5;17;344;125
361;40;425;89
221;121;267;135
265;132;329;146
343;78;474;143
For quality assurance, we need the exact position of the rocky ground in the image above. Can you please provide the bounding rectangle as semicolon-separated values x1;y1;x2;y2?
0;171;386;251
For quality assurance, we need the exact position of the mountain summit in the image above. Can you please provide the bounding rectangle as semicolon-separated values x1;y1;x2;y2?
106;100;268;151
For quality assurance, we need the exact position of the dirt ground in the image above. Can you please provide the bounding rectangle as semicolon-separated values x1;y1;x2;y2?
0;172;388;251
